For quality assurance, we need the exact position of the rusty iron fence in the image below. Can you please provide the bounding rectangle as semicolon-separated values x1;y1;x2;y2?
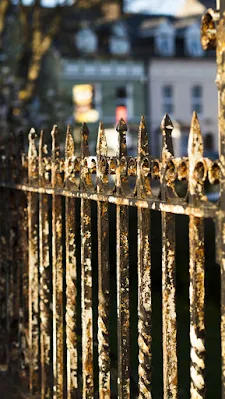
0;113;222;399
1;6;225;399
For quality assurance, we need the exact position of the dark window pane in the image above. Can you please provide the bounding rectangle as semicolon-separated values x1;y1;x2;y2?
116;87;127;98
163;85;173;98
192;85;202;98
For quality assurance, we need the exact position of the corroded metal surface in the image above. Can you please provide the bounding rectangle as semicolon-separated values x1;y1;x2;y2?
0;106;223;399
161;115;178;399
116;119;130;398
188;113;205;399
39;131;52;399
28;130;40;394
51;126;64;399
65;127;78;398
215;10;225;398
80;123;94;398
137;117;152;399
97;122;110;399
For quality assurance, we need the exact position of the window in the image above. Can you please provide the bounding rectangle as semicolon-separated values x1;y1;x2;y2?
116;87;127;106
109;37;130;55
157;33;174;56
155;22;175;57
75;28;98;54
191;85;202;114
185;23;204;57
162;85;174;114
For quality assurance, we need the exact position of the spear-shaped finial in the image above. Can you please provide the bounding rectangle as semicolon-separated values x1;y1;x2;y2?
137;116;151;197
188;112;204;198
28;128;38;182
188;111;203;161
80;122;90;158
28;128;37;158
97;121;107;158
138;115;149;158
38;130;44;181
160;114;174;164
65;125;75;159
116;118;127;158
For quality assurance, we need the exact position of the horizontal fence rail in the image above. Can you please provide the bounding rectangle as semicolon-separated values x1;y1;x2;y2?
0;112;223;399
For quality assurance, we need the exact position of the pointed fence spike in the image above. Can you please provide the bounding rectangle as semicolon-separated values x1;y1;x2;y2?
138;115;149;157
116;118;127;133
65;125;75;159
51;125;60;161
97;121;107;158
160;113;173;132
28;128;37;158
51;124;58;139
80;122;90;158
39;130;43;154
39;130;44;181
160;114;174;162
188;111;203;161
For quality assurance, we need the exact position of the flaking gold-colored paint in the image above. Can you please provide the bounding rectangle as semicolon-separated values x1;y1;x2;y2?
189;216;205;399
80;123;94;398
39;131;52;399
161;115;178;399
116;119;130;398
0;106;222;399
97;122;110;399
51;126;64;399
28;130;40;394
137;117;152;398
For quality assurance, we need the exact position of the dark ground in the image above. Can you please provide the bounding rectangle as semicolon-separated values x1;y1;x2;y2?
0;374;27;398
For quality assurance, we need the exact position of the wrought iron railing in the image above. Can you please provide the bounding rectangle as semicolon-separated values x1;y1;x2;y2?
0;111;222;398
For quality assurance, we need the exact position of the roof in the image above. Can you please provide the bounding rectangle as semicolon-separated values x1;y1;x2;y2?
125;0;216;16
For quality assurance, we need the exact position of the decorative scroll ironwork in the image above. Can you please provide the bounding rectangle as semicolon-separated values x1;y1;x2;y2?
0;110;222;398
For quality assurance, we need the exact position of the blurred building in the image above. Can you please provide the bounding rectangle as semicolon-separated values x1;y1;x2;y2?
52;14;148;154
125;12;217;157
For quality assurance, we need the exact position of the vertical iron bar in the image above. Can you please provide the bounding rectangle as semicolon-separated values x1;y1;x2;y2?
0;188;8;371
116;119;130;398
160;115;178;399
51;126;64;399
188;113;205;399
97;122;110;399
216;15;225;398
80;123;94;398
28;129;40;394
137;117;152;398
189;216;205;398
39;131;52;399
65;127;78;398
19;194;29;383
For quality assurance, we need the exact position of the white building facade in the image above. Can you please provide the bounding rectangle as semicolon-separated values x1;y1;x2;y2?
149;58;218;156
